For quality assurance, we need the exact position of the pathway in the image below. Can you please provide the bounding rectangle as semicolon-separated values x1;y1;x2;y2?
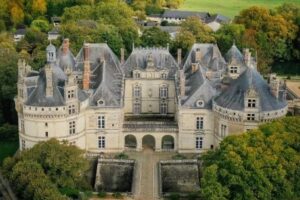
128;149;176;200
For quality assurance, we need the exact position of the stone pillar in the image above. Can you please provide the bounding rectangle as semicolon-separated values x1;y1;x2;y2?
155;136;161;152
243;48;251;67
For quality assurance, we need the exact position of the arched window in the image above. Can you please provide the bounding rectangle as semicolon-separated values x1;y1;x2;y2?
159;86;168;98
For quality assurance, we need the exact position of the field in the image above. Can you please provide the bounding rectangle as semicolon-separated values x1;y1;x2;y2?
180;0;300;18
0;141;18;164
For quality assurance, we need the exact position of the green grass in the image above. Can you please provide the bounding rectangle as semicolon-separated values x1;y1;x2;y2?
0;141;18;164
180;0;300;18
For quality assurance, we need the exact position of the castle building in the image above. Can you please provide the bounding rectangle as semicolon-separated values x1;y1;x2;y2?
15;39;288;153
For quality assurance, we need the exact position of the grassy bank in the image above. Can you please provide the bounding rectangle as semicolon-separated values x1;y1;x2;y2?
180;0;300;18
0;141;18;164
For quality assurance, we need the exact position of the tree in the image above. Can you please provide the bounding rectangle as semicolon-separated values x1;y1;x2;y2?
200;117;300;200
141;27;171;47
10;160;68;200
214;24;245;54
180;16;216;43
9;0;25;26
2;139;91;199
172;30;195;56
30;19;50;32
0;33;18;124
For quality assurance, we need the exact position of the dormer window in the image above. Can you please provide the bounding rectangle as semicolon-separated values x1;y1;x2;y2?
230;66;238;74
247;99;256;108
97;99;105;106
67;90;75;99
135;72;140;78
196;100;205;108
161;73;167;79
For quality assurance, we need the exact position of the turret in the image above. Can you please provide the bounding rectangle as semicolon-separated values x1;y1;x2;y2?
46;43;56;63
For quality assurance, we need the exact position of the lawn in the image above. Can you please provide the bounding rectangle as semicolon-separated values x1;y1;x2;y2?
0;141;19;164
180;0;300;18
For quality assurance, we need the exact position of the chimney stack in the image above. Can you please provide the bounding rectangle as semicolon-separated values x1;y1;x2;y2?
195;48;202;62
180;70;185;97
45;64;53;97
120;48;125;64
177;49;182;67
191;63;199;73
83;43;91;90
62;38;70;55
243;48;251;67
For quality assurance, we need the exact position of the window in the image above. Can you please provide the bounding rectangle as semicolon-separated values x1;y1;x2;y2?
20;120;24;132
196;100;204;108
160;102;168;114
230;66;238;74
160;86;168;98
133;86;141;98
135;72;140;78
68;105;76;115
45;132;48;137
247;99;256;108
70;141;76;146
133;102;141;114
69;121;76;135
161;73;167;79
98;115;105;129
196;137;203;149
67;90;75;99
196;117;204;130
220;124;227;137
247;113;255;121
45;122;48;127
98;136;105;149
21;139;26;150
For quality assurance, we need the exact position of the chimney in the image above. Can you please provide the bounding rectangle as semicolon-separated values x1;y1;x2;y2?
195;48;202;62
243;48;251;67
269;73;279;99
180;70;185;97
83;43;91;90
62;38;70;55
120;48;125;64
191;63;198;73
177;49;182;67
45;64;53;97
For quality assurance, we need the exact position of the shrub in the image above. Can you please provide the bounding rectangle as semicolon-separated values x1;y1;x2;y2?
168;193;180;200
114;153;129;159
112;192;123;199
97;191;107;198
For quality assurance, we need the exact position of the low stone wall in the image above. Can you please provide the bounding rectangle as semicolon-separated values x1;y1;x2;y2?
94;158;135;193
158;159;200;196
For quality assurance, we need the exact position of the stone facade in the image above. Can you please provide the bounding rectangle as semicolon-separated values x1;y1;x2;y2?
15;40;288;153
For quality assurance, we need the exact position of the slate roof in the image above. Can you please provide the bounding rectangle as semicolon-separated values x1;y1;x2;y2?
214;67;287;111
25;64;66;107
183;44;226;75
75;43;123;107
181;43;226;108
181;66;218;108
206;14;231;24
162;10;210;21
123;47;178;78
225;44;247;73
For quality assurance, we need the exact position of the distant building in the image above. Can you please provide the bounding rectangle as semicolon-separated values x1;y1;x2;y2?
15;39;287;153
51;17;61;27
143;26;180;40
48;29;60;41
285;80;300;115
206;14;231;32
14;29;26;42
161;10;210;24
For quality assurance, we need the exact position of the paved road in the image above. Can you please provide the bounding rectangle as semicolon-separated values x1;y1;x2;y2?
128;149;176;200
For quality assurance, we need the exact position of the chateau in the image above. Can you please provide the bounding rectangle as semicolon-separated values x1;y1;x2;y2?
15;39;288;153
